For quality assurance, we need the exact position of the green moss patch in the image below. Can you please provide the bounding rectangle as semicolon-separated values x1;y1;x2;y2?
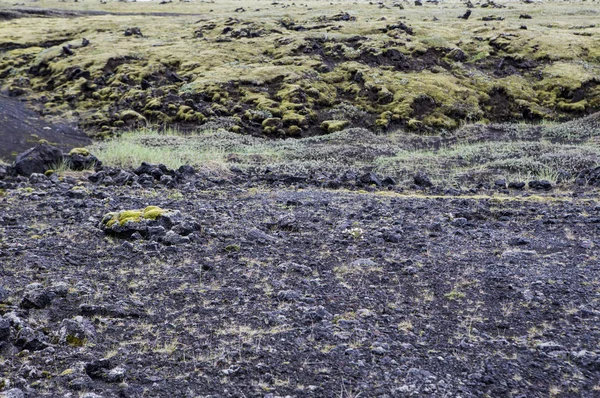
103;206;167;227
1;1;599;136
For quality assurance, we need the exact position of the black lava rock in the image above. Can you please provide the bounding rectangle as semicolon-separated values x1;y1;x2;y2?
577;166;600;186
66;152;101;171
0;316;10;341
13;142;63;176
381;176;397;186
528;180;552;190
508;181;526;190
459;10;471;19
20;284;54;309
0;285;9;303
359;172;382;186
414;172;433;188
124;27;143;37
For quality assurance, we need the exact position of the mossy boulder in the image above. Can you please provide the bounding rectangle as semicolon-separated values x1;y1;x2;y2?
68;148;90;157
99;206;200;243
320;120;349;134
66;147;101;171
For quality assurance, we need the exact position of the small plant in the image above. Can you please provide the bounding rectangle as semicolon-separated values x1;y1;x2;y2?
445;289;466;301
343;227;364;240
225;244;241;253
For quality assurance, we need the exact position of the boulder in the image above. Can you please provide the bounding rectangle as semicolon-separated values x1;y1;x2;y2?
359;172;382;186
414;171;433;188
528;180;552;190
65;148;101;171
13;142;63;176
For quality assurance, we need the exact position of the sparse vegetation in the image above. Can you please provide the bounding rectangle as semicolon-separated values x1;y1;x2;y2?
1;1;599;397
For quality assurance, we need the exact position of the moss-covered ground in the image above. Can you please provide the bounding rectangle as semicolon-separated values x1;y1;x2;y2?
1;0;599;137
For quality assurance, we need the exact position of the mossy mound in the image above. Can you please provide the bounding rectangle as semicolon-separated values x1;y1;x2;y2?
0;1;599;136
99;205;200;244
102;206;168;228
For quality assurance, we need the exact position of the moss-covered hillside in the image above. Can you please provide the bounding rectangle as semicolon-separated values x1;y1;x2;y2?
1;0;599;137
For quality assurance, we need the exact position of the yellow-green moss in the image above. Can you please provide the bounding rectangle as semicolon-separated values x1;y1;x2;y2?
118;210;143;225
59;369;76;377
68;147;90;156
282;112;307;126
120;110;146;122
262;118;282;128
557;100;587;112
320;120;349;133
103;206;167;228
65;335;85;347
142;206;165;220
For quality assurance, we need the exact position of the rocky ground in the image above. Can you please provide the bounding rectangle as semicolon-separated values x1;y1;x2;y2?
1;1;600;397
1;145;600;397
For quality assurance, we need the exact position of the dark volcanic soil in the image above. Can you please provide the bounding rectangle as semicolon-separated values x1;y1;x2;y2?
0;169;599;397
0;95;90;162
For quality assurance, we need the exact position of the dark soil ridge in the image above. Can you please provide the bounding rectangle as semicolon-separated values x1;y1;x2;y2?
0;7;207;21
0;165;599;397
0;94;90;162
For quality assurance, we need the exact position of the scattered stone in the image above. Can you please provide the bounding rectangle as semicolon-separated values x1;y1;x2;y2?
452;217;468;227
537;341;564;352
508;181;525;189
359;172;381;186
481;15;504;21
66;148;101;171
459;10;471;19
124;27;143;36
3;389;24;398
330;12;356;22
278;261;312;275
99;206;193;243
383;22;414;35
162;230;190;245
494;179;507;188
0;316;10;341
20;283;54;309
519;14;532;19
277;290;301;302
528;180;552;190
508;236;531;246
572;350;600;371
0;285;9;303
371;346;388;355
247;228;279;243
414;172;433;188
351;258;378;267
15;326;49;351
81;392;104;398
59;316;96;346
381;176;397;186
576;166;600;186
522;289;534;301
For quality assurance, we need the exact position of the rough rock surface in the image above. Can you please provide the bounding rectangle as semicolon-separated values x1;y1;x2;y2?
0;160;599;397
12;142;63;176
